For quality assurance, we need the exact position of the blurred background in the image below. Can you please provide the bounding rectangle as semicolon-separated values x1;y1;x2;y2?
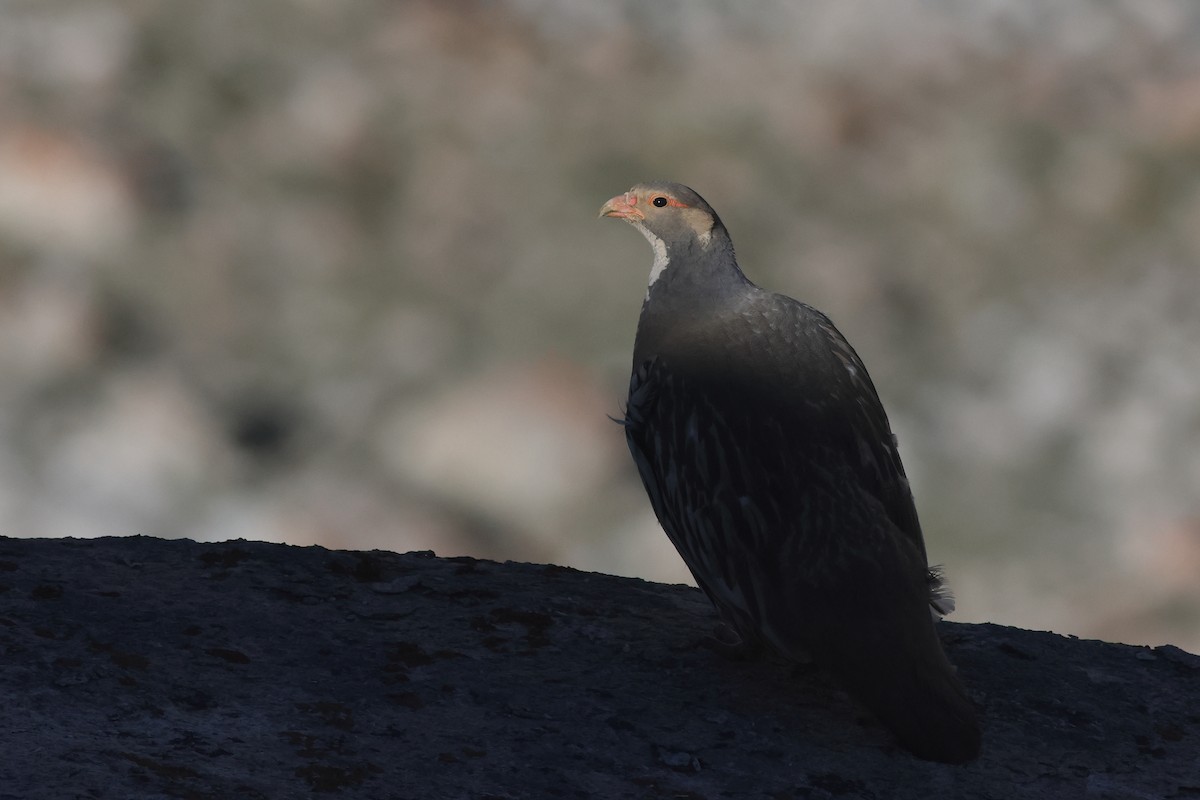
1;0;1198;652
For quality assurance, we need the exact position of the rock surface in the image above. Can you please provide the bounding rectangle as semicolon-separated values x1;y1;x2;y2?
1;535;1197;799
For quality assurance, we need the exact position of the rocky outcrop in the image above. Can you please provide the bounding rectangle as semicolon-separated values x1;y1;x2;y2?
1;535;1197;799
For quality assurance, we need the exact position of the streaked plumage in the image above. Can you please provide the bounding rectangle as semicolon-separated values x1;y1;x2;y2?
601;181;980;763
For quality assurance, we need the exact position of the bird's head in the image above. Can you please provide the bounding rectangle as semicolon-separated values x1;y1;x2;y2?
600;182;735;292
599;181;721;250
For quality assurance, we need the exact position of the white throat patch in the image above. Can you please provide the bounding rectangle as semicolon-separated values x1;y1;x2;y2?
631;221;669;295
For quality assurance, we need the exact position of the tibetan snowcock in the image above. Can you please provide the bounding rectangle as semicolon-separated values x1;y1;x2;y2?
600;181;981;764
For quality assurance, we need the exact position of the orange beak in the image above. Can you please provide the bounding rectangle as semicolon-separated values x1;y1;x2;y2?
599;192;644;221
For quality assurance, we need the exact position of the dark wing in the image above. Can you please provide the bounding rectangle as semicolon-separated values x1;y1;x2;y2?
623;355;784;641
627;295;949;618
624;347;936;639
805;306;926;562
799;304;956;612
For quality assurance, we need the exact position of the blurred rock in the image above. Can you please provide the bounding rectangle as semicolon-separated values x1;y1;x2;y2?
0;125;135;255
0;271;99;382
22;369;223;540
379;359;624;555
0;4;132;92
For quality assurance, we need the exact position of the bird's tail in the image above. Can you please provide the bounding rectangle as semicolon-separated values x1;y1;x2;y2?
823;618;981;764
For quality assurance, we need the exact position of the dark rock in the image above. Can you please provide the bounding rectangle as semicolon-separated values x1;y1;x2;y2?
0;535;1197;799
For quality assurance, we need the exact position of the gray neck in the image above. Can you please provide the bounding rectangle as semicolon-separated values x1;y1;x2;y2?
636;222;749;305
631;222;753;369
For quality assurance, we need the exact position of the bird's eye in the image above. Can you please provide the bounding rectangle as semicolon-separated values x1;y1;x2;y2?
652;196;668;207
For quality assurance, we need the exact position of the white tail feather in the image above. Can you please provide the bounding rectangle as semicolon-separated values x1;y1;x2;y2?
928;565;956;617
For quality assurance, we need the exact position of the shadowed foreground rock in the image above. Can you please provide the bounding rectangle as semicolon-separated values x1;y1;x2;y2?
1;536;1197;799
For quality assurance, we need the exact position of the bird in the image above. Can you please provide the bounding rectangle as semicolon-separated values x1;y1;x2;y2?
600;181;981;764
